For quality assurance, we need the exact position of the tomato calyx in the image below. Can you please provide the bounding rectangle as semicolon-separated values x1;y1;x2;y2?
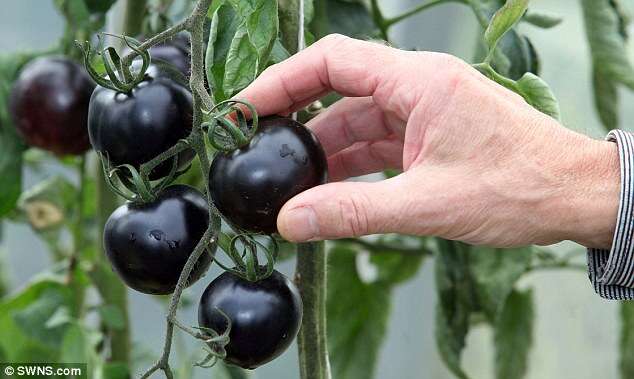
77;34;150;93
203;99;260;152
97;136;191;203
214;233;279;282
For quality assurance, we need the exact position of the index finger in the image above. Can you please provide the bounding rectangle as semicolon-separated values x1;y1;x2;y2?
234;34;404;116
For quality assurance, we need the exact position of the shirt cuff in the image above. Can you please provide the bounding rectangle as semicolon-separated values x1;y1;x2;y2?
587;129;634;300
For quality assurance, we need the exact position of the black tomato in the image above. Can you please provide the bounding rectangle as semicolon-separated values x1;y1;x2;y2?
125;34;191;78
149;35;191;77
9;56;95;155
88;63;194;179
103;185;211;295
198;270;303;369
209;116;327;234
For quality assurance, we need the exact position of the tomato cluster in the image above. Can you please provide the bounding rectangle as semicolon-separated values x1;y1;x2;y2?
10;39;326;370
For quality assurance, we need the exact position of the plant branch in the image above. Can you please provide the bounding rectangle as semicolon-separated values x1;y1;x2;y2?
140;227;217;379
340;237;433;256
295;242;331;379
67;156;86;282
383;0;463;28
473;62;518;91
369;0;389;40
137;1;220;377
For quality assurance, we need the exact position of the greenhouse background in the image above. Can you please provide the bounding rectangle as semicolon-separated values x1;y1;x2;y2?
0;0;632;378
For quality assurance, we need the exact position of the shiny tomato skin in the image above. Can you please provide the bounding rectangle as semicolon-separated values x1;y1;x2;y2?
198;270;303;369
103;185;211;295
209;116;327;234
9;56;95;155
87;63;194;179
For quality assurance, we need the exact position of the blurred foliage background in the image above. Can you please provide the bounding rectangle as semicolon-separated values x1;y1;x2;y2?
0;0;633;378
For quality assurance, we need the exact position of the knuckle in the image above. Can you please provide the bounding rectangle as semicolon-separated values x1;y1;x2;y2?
337;194;371;237
260;62;280;77
319;33;350;47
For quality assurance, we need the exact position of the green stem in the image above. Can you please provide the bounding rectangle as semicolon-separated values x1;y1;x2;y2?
526;261;587;273
67;156;86;317
309;0;329;40
383;0;462;28
473;62;518;92
296;242;331;379
279;0;301;55
340;238;432;256
122;0;147;37
369;0;389;40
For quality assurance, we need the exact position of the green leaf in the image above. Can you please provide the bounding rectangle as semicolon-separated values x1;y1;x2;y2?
494;32;540;80
229;0;278;62
327;0;378;39
327;246;391;379
207;3;241;100
434;240;474;379
582;0;634;128
0;279;75;361
101;362;130;379
16;176;78;231
484;0;529;56
54;0;91;28
592;67;619;130
469;246;532;320
206;0;279;100
494;289;534;379
434;242;532;379
60;323;87;363
98;304;126;331
522;10;563;28
581;0;634;89
223;25;259;96
620;301;634;378
269;39;291;65
367;235;427;284
0;54;30;218
515;72;562;120
0;132;23;218
83;0;117;14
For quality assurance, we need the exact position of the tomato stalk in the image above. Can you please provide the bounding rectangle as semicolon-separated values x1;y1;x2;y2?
132;0;228;376
283;1;333;378
370;0;465;39
296;242;331;379
66;156;87;318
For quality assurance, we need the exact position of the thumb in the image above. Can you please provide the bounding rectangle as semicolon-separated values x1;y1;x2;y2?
277;176;410;242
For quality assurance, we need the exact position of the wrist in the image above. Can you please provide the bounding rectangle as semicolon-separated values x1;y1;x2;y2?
550;136;619;249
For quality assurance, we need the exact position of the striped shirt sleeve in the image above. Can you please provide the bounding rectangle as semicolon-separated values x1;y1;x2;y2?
587;129;634;300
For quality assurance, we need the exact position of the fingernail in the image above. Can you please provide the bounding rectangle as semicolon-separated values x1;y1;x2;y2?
282;207;319;241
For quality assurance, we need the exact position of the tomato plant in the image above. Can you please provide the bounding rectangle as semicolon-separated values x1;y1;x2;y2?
0;0;633;379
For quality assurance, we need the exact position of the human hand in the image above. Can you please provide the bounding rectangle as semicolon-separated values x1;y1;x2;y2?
237;34;619;249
